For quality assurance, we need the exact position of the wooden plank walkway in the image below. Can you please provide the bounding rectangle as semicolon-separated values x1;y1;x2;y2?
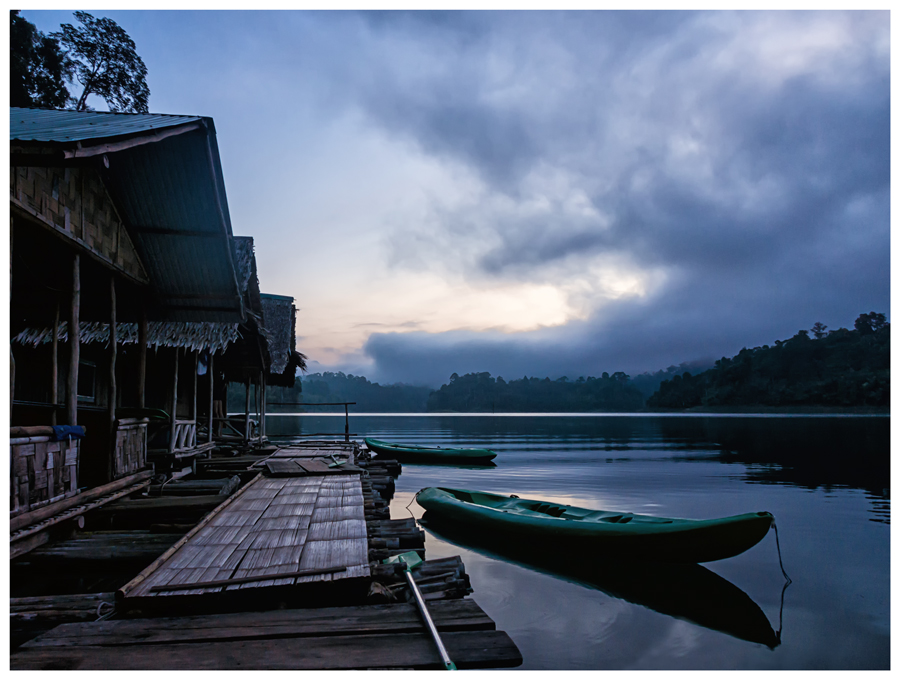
121;470;370;603
11;599;523;670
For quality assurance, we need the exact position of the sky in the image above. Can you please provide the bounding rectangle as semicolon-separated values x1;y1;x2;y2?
20;9;892;387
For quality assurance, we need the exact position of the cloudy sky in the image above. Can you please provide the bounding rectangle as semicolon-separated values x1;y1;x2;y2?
22;10;891;387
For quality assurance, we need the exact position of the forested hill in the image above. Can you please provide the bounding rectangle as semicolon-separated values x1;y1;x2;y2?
647;313;890;409
426;372;644;412
264;372;432;413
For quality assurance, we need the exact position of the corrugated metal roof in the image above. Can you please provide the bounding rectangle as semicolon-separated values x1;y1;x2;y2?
10;107;203;143
11;107;244;323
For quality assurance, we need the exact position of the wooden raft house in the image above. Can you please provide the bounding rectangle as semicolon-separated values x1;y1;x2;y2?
9;108;521;670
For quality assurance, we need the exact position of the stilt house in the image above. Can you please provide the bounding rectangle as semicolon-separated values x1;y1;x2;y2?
9;107;301;523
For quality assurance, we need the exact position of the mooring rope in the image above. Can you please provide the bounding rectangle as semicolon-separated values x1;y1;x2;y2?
95;601;116;621
773;522;792;584
772;521;792;643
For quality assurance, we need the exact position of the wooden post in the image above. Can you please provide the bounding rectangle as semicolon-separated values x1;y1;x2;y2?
169;348;179;455
50;302;59;426
67;254;80;427
137;307;147;409
244;376;251;444
344;403;350;442
256;370;262;438
192;350;198;449
108;276;117;482
10;219;13;410
207;353;214;444
261;372;267;440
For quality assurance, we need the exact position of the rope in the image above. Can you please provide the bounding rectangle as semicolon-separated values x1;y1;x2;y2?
95;601;116;621
772;521;792;644
773;522;792;584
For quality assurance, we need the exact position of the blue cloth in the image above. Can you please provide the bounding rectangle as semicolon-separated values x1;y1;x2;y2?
52;425;85;441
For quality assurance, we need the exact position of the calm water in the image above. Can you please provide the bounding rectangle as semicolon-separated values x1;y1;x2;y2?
267;413;890;670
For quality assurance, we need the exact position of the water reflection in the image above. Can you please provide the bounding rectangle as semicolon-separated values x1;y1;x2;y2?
271;414;890;503
421;515;781;649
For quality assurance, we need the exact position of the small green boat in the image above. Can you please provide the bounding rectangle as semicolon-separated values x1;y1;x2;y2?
415;487;775;563
364;438;497;463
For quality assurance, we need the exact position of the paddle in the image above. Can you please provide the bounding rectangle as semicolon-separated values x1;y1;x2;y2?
384;551;457;670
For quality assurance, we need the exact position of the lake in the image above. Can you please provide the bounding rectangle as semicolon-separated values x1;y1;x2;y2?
267;413;890;670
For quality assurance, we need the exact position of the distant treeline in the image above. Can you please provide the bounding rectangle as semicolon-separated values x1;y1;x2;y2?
227;312;889;413
647;312;890;409
266;372;432;413
427;371;644;412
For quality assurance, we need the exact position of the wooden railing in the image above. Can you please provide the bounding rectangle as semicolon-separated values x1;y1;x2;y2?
268;402;357;442
171;420;197;453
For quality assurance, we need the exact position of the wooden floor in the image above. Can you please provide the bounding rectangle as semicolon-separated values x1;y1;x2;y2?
10;599;522;670
122;458;370;603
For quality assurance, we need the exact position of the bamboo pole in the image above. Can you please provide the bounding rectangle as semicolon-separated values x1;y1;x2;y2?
192;350;198;449
261;372;267;440
169;348;179;455
108;276;117;482
207;353;214;444
244;376;251;444
50;302;59;426
10;469;154;534
67;254;80;427
138;307;147;409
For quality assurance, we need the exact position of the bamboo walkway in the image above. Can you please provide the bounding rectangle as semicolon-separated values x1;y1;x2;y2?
120;446;369;605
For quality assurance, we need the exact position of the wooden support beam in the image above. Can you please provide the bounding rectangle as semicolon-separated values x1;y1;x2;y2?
207;353;214;444
169;349;179;455
137;308;147;409
244;377;251;443
67;254;80;427
261;373;267;439
108;276;117;483
192;350;198;431
50;302;59;426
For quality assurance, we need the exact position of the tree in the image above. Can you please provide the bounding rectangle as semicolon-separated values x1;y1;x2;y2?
811;322;828;340
52;11;149;113
854;312;888;336
10;10;71;108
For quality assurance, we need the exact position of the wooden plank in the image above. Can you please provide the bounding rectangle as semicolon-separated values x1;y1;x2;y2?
10;469;154;533
21;599;495;647
118;473;262;600
23;532;180;562
264;460;304;477
10;630;523;669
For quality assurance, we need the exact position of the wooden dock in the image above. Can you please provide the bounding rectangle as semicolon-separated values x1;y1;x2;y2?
119;456;370;610
10;441;523;669
10;599;522;670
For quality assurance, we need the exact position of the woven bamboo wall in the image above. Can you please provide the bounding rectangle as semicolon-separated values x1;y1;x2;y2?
10;438;79;518
114;419;148;480
10;166;148;283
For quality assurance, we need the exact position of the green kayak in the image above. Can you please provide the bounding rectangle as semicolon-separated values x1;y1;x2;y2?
364;438;497;463
415;487;775;564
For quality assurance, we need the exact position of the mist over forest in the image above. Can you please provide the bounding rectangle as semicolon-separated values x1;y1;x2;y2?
243;313;889;414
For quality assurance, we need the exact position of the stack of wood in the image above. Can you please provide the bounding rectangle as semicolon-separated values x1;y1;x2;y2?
357;454;401;477
146;475;241;497
360;475;391;522
370;556;473;602
10;592;116;651
367;518;426;562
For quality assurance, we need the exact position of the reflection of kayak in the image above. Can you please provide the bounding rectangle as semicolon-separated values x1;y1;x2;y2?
420;516;780;649
364;438;497;463
415;487;774;564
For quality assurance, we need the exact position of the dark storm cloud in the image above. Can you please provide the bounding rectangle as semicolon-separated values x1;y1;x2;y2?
328;11;890;385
